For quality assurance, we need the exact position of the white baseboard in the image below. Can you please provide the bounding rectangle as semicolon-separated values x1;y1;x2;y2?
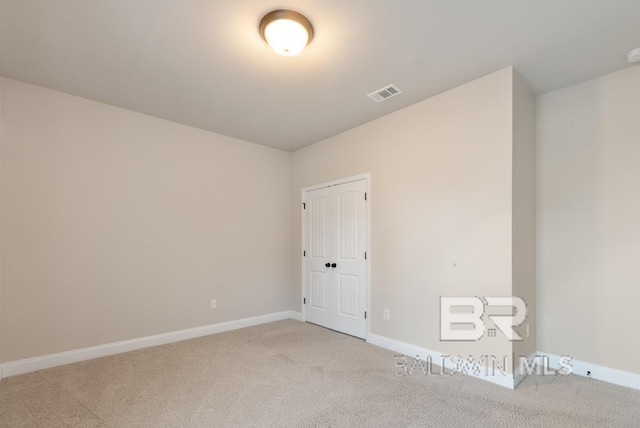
0;310;300;380
514;353;537;388
6;317;636;393
368;333;640;392
367;333;519;389
539;352;640;391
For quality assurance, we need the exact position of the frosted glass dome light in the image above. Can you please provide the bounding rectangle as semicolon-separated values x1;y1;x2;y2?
260;10;314;57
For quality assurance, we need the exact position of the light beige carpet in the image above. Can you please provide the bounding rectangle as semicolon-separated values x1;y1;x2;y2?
1;320;639;427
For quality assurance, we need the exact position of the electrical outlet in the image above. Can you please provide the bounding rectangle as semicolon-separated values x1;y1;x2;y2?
383;308;390;320
210;299;217;310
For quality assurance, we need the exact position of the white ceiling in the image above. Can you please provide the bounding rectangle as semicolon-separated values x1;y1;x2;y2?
1;1;639;151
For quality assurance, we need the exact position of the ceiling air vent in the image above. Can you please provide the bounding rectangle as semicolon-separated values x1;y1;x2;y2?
367;84;403;103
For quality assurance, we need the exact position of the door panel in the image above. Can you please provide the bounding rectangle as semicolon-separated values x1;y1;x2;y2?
337;190;359;260
304;179;368;339
305;187;332;329
309;197;328;259
310;271;328;309
332;179;367;338
338;274;359;317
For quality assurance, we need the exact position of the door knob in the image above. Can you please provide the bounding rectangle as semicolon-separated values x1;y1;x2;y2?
325;263;331;268
331;263;337;268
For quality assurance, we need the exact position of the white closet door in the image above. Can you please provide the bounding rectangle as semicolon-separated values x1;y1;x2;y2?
331;179;367;338
305;186;333;329
304;178;368;339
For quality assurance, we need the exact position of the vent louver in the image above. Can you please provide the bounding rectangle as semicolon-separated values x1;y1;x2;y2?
367;84;403;103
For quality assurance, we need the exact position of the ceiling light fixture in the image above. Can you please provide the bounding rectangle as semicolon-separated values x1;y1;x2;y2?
259;10;314;56
627;47;640;63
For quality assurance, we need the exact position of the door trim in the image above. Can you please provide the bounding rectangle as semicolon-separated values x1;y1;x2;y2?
301;173;371;340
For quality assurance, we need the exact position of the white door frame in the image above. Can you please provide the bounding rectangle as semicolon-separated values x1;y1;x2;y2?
301;173;371;340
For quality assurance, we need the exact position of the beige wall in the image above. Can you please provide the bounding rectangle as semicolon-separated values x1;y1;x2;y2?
1;67;540;375
512;72;536;361
3;62;636;378
537;65;640;374
0;78;293;363
293;68;519;367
